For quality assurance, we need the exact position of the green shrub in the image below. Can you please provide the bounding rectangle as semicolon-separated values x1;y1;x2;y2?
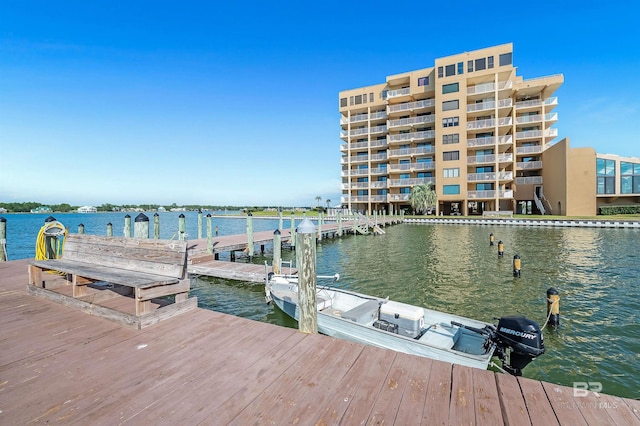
598;205;640;215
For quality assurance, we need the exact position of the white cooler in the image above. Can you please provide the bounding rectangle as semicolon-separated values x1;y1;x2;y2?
379;301;425;338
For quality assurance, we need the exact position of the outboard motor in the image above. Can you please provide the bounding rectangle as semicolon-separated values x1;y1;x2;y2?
491;315;545;376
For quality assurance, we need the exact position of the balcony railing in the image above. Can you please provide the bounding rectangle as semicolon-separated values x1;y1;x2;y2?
467;172;513;181
467;190;514;199
370;125;387;134
466;135;513;148
369;153;387;162
515;97;558;109
515;128;558;139
388;194;410;202
370;181;388;189
387;87;411;98
516;161;543;170
515;145;543;155
388;114;435;128
388;130;435;143
466;80;513;95
467;101;495;113
388;161;435;172
370;167;387;175
388;146;434;157
388;177;435;187
370;138;388;148
515;176;543;185
467;153;513;164
388;98;435;114
515;112;558;125
370;111;388;121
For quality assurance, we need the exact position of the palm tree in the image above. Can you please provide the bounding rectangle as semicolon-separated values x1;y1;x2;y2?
410;183;437;214
315;196;322;208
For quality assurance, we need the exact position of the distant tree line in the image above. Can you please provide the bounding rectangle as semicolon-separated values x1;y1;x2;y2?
0;201;314;213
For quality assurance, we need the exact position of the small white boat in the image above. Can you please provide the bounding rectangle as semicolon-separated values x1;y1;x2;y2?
266;274;545;376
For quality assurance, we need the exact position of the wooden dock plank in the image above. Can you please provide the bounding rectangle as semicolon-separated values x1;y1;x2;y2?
394;356;432;425
472;367;505;426
495;373;534;426
449;363;477;425
422;360;453;425
518;376;563;426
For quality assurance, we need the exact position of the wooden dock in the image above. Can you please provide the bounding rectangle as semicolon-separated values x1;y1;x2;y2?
1;259;638;425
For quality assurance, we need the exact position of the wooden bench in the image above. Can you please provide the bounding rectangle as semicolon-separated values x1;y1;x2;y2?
27;234;197;328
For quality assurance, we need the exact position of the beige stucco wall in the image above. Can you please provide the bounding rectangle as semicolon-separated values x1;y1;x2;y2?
541;139;569;215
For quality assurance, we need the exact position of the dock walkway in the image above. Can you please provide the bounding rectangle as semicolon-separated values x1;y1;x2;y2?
1;259;638;424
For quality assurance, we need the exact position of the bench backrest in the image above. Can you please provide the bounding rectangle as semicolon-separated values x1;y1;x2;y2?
62;234;188;279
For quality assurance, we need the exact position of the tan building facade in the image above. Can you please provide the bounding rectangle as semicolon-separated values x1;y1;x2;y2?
339;43;624;216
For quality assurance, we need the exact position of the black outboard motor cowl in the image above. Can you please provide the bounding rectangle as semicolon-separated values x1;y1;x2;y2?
494;315;545;376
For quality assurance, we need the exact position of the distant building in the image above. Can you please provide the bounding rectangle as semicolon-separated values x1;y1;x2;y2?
339;43;639;216
77;206;97;213
30;206;53;214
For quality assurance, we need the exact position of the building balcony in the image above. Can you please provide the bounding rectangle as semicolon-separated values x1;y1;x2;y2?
351;196;370;203
342;182;369;190
341;168;370;177
388;146;434;158
370;153;387;162
387;98;435;116
388;161;435;172
515;145;543;155
370;181;388;189
467;190;514;199
388;193;410;202
388;114;435;129
342;141;369;151
467;172;513;182
516;161;543;170
466;135;513;149
387;87;411;102
466;80;513;96
515;176;543;185
370;167;388;175
466;117;512;131
467;153;513;165
370;195;387;202
388;177;435;188
369;111;388;122
388;130;435;144
515;112;559;126
515;97;558;110
341;113;369;126
370;138;388;149
370;125;387;135
515;128;557;140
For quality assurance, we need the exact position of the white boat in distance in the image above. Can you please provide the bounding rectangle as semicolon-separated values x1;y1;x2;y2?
266;274;545;376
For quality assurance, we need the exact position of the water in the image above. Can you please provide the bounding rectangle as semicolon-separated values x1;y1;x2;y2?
3;213;639;399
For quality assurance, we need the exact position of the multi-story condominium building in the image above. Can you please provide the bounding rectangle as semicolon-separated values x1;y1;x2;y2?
339;43;640;216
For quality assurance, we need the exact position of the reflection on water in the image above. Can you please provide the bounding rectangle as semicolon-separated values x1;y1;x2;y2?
194;223;640;399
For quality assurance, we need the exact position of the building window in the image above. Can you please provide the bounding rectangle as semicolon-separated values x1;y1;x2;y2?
369;92;374;103
443;134;459;144
457;62;464;75
442;117;459;127
357;190;368;196
475;58;486;71
442;100;459;111
476;183;494;190
488;56;494;69
437;66;443;78
443;168;459;178
354;95;363;105
418;76;429;86
443;185;460;195
417;172;432;178
443;151;459;161
621;161;640;194
597;158;616;194
350;96;354;106
468;60;473;72
499;52;512;66
442;82;459;94
445;64;455;76
340;98;347;107
381;90;388;100
400;187;411;194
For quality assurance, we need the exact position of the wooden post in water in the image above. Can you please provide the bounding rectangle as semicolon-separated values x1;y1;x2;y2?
317;213;323;241
273;229;281;274
178;214;186;241
197;209;203;239
124;215;131;238
0;217;7;262
246;212;254;257
78;224;84;234
153;213;160;239
106;222;113;237
278;210;283;231
296;218;317;334
290;212;296;249
134;213;149;238
337;211;342;236
206;214;213;254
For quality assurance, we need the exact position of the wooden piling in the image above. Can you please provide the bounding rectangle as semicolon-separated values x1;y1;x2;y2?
154;213;160;239
134;213;149;239
273;229;281;274
337;211;342;236
296;218;317;333
278;211;283;231
197;210;203;239
290;212;296;249
178;214;186;241
124;215;131;238
0;216;7;261
78;224;85;234
206;214;213;254
246;212;254;257
317;213;323;241
106;222;113;237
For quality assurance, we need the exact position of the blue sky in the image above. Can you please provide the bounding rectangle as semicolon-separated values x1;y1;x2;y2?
1;1;638;207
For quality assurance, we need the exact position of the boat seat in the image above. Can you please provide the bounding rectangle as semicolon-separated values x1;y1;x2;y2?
418;323;460;349
341;300;380;324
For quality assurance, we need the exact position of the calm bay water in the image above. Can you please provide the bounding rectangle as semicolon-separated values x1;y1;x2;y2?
3;212;639;399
